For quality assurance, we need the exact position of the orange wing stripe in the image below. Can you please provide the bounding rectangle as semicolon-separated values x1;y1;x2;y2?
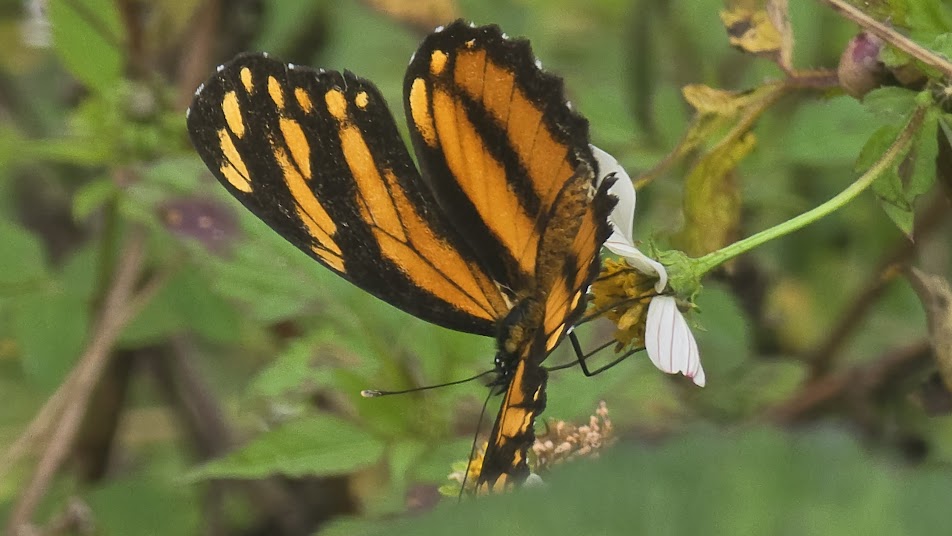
431;87;536;274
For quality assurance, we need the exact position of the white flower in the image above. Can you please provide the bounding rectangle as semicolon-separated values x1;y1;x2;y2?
592;146;705;387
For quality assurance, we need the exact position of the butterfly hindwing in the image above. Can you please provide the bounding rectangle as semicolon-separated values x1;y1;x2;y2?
476;168;617;492
187;53;509;336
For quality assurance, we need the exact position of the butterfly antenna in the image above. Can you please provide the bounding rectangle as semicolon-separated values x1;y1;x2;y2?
361;369;495;398
458;385;497;501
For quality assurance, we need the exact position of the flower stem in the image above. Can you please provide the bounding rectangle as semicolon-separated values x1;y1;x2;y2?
692;106;927;276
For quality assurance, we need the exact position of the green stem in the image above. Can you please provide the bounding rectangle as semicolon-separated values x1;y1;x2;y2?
692;106;926;276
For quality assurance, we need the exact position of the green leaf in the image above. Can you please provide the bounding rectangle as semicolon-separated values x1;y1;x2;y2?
855;124;900;172
862;87;918;119
189;415;384;480
909;108;940;195
868;108;938;236
931;33;952;59
5;237;95;390
905;4;952;42
248;328;351;399
380;428;952;536
0;221;48;286
778;97;880;167
48;0;124;94
72;177;118;221
12;286;89;390
872;165;914;235
120;269;240;345
85;472;200;536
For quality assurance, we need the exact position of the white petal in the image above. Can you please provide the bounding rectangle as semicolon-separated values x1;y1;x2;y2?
590;145;667;293
645;296;705;387
591;145;635;245
603;239;669;292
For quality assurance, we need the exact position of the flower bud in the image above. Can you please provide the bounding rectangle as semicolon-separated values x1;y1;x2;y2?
837;32;887;98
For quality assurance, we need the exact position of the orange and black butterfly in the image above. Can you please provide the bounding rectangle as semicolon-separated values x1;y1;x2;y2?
186;20;616;493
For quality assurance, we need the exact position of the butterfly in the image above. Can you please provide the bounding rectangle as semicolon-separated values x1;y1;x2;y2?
186;19;617;493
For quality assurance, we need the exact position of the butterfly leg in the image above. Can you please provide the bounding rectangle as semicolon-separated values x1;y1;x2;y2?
569;332;639;377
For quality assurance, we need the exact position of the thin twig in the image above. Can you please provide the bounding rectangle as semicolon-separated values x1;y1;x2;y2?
819;0;952;79
6;229;148;532
769;341;932;425
634;69;838;190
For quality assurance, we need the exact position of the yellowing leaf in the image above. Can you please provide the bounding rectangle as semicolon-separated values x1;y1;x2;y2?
678;83;781;157
682;84;750;117
720;5;782;56
675;132;754;257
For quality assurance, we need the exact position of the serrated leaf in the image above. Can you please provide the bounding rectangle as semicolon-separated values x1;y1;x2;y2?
872;165;914;236
862;87;918;119
855;124;901;172
906;108;939;198
189;416;384;480
868;107;937;237
48;0;124;94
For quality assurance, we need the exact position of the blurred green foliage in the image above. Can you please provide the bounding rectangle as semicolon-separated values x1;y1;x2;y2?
0;0;950;534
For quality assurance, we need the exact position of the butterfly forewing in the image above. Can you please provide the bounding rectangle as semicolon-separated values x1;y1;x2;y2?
403;23;597;294
187;53;509;336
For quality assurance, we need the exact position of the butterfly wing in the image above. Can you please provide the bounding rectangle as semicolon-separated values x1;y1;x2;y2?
187;53;511;335
398;21;617;491
403;21;599;294
476;170;617;492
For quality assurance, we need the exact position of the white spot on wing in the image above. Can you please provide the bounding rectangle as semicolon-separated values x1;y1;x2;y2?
262;51;270;58
535;58;543;69
216;64;225;72
185;108;191;118
501;33;509;39
566;100;573;110
288;63;296;70
434;25;444;32
468;21;475;27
